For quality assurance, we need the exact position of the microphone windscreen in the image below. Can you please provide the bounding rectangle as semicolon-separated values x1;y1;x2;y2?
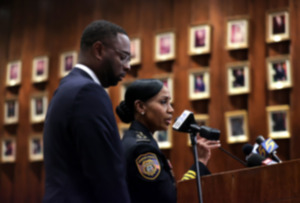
256;135;265;144
242;143;253;156
247;154;265;167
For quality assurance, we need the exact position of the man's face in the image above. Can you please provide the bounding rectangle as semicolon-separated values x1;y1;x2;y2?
100;33;131;87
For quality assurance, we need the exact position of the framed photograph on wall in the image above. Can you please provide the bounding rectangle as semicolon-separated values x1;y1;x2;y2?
188;68;210;100
154;31;176;62
266;55;292;90
6;60;22;87
32;55;49;83
120;79;135;102
30;93;48;123
153;125;172;149
28;134;43;161
266;8;290;43
4;97;19;125
118;123;130;139
225;110;249;144
227;61;250;95
59;51;77;78
130;37;141;66
226;17;249;50
154;73;174;103
188;23;211;55
1;137;16;163
266;105;290;139
188;114;209;146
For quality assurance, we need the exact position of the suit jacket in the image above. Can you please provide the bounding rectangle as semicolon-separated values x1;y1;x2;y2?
43;68;130;203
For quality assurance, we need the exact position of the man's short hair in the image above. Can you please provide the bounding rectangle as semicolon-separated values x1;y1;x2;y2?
80;20;127;50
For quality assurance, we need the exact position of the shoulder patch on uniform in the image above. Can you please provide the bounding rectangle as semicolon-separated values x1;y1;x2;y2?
135;152;161;180
135;131;150;142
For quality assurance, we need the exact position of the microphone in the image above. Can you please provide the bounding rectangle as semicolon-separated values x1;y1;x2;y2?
246;153;277;167
172;110;220;140
255;136;281;163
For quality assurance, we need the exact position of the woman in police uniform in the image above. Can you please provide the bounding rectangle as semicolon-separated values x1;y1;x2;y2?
116;79;220;203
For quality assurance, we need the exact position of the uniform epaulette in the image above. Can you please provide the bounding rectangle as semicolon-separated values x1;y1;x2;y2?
135;131;151;143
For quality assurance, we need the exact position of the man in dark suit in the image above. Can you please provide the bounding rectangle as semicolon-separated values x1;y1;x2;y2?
43;20;131;203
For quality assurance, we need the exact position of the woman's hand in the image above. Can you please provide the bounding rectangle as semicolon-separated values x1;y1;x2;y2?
196;135;221;165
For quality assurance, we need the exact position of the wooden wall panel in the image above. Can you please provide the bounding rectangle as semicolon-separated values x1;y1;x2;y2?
0;0;299;202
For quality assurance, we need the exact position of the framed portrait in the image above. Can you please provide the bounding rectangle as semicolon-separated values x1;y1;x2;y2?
154;31;176;62
226;17;249;50
130;37;141;66
30;93;48;123
188;114;209;146
120;79;135;102
266;55;292;90
28;134;44;161
154;73;174;103
118;123;130;139
6;60;22;87
4;97;19;125
188;68;210;100
59;51;77;78
1;137;16;163
227;61;250;95
32;55;49;83
153;125;172;149
188;23;212;55
266;105;290;139
225;110;249;144
266;8;290;43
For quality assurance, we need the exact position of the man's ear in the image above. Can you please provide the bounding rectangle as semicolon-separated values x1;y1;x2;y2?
134;100;146;114
93;41;104;60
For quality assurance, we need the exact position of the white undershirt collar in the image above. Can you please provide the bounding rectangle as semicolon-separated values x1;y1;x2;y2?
74;64;101;85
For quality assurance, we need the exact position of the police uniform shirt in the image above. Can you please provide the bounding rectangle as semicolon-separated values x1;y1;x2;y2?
122;121;177;203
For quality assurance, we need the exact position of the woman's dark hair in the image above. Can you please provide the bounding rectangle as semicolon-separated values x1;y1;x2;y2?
80;20;127;51
116;79;164;123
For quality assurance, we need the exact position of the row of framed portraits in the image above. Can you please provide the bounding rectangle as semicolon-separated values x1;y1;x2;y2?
5;51;77;87
129;8;290;65
120;54;292;102
118;104;290;149
4;93;48;125
0;134;43;163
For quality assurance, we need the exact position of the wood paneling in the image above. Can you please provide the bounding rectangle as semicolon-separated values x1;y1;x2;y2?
0;0;299;202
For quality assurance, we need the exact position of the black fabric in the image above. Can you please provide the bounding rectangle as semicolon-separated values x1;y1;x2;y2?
122;121;177;203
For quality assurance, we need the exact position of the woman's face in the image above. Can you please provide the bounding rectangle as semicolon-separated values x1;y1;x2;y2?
142;86;174;133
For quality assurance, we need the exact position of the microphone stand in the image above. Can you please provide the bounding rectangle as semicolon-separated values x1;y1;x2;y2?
189;131;203;203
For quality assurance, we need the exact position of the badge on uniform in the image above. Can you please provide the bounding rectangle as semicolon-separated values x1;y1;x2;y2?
136;152;161;180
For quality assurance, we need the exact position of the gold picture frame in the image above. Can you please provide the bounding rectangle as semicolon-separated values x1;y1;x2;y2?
225;110;249;144
188;68;210;100
6;60;22;87
30;93;48;123
28;134;44;162
130;37;142;66
154;73;174;103
1;137;16;163
266;55;292;90
59;51;77;78
266;105;290;139
266;8;290;43
154;30;176;62
226;16;249;50
153;125;172;149
188;23;212;55
32;55;49;83
4;97;19;125
227;61;250;95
